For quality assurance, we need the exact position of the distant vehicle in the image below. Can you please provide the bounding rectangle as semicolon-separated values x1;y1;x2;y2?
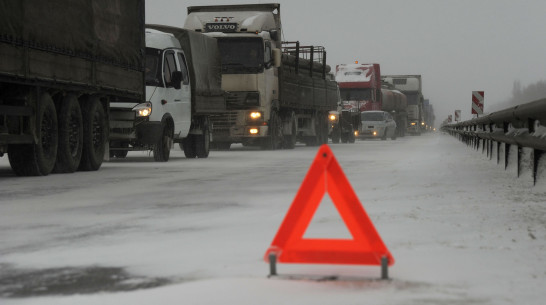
331;63;407;143
359;111;397;140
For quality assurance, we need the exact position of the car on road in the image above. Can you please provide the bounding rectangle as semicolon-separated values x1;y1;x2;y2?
359;111;397;140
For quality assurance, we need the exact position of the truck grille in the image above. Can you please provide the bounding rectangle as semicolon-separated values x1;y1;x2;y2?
225;91;259;110
210;111;238;132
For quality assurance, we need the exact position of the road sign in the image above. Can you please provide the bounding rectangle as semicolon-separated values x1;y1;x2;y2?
264;145;394;266
472;91;484;115
455;110;461;122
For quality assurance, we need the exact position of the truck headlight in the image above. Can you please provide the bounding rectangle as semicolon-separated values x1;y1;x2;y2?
249;111;262;120
249;128;259;135
133;102;152;117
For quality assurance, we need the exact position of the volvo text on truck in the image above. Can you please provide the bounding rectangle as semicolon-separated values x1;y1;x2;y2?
0;0;145;175
109;25;225;161
184;3;338;150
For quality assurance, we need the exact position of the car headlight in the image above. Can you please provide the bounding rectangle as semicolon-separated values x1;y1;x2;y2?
329;114;337;121
133;102;152;117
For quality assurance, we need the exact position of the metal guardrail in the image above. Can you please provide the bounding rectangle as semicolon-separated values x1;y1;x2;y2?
441;98;546;184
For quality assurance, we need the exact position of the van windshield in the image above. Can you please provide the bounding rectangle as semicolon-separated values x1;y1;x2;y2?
361;112;384;121
145;48;163;86
217;37;264;74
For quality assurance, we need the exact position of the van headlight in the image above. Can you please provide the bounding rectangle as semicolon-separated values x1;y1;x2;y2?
133;102;152;117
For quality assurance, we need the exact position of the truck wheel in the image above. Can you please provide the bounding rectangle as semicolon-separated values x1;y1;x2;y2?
154;121;173;162
182;136;196;158
331;125;341;144
54;95;83;173
348;128;356;143
262;110;282;150
340;132;348;143
79;97;107;171
8;92;58;176
194;120;210;158
283;113;296;149
320;114;329;144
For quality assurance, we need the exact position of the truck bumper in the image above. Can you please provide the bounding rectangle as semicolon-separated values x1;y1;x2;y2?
135;122;162;144
109;107;160;145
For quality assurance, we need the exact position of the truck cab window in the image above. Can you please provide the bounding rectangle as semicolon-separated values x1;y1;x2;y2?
177;53;190;84
163;51;177;87
217;37;264;74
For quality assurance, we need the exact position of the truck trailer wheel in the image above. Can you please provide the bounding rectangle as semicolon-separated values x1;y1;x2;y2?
283;113;297;149
348;129;356;143
79;97;107;171
54;95;83;173
194;119;210;158
181;137;196;158
331;125;341;144
154;121;173;162
8;92;58;176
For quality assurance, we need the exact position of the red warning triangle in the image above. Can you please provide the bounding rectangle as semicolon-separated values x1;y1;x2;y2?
264;144;394;266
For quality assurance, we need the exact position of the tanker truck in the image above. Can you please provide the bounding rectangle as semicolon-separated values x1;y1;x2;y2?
0;0;145;175
184;3;338;149
382;75;424;135
332;63;407;141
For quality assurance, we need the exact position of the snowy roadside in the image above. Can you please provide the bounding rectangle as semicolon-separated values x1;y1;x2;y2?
1;133;544;304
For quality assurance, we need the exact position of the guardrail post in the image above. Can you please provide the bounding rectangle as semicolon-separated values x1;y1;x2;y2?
505;143;510;170
496;141;500;163
533;149;544;185
517;146;522;177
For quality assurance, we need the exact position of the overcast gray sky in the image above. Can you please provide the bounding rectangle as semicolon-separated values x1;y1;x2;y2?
146;0;546;125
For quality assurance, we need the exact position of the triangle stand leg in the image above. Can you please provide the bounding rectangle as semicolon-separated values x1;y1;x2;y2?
381;255;389;280
269;253;277;277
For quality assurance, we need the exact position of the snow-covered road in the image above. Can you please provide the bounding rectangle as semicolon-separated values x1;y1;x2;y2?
1;133;544;304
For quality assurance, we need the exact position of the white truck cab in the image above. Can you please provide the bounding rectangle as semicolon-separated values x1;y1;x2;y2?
109;28;218;161
144;29;192;141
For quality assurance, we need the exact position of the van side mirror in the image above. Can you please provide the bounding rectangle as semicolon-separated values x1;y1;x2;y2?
171;71;182;89
272;48;281;68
